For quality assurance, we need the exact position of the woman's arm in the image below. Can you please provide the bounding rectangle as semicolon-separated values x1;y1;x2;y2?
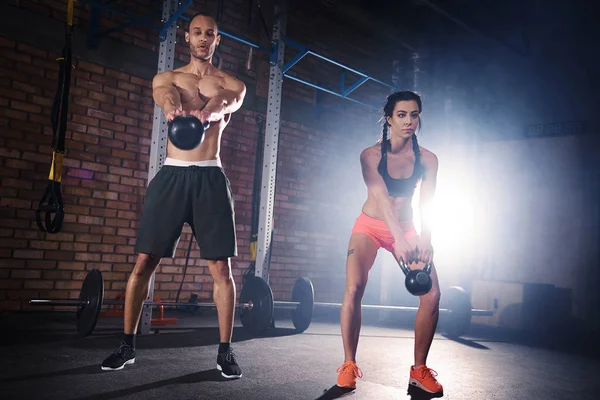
418;149;439;263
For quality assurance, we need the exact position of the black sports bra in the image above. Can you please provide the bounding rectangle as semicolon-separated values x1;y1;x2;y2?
377;136;423;198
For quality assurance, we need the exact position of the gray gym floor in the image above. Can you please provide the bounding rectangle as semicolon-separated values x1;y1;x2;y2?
1;310;599;400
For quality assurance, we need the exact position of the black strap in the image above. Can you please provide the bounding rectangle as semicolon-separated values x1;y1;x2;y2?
36;23;73;234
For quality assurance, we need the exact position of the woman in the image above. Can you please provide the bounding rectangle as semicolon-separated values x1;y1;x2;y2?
336;91;443;395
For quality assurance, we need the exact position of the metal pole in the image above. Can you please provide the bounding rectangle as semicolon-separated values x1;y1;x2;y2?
254;0;286;280
140;0;177;335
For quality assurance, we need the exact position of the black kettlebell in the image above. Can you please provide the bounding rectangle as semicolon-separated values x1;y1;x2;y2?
167;115;210;150
397;258;433;296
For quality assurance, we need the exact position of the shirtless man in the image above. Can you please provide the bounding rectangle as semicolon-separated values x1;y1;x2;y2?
101;12;247;379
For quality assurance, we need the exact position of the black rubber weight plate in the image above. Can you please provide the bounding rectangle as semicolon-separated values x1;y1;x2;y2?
444;286;472;338
76;269;104;337
292;277;314;333
240;276;274;334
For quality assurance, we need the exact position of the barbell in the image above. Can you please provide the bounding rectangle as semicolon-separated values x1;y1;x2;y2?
29;269;493;338
241;276;494;338
28;269;266;337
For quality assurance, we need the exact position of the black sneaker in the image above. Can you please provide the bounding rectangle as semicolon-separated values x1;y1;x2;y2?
101;341;136;371
216;348;242;379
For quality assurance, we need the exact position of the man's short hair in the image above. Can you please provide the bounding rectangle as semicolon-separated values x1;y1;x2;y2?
186;12;219;32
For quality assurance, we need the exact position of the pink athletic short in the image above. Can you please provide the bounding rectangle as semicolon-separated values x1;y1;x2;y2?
351;212;418;253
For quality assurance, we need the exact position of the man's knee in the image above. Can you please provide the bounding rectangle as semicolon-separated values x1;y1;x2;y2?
208;258;233;285
132;253;161;279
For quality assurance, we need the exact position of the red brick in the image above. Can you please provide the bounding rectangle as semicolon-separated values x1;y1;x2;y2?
90;73;118;87
130;76;150;87
102;254;128;263
0;108;27;121
81;161;108;173
77;60;104;74
0;197;32;209
105;69;130;81
106;218;130;228
24;281;54;290
13;249;44;259
102;235;127;245
90;208;118;218
11;270;42;279
66;168;94;180
118;81;140;93
13;81;42;94
116;97;140;110
79;197;106;208
42;270;72;280
89;90;115;103
106;200;132;211
89;243;115;253
114;115;138;126
59;242;88;252
117;228;137;237
10;100;42;114
26;260;57;270
90;226;117;236
58;261;87;270
73;96;100;108
73;131;100;144
44;251;75;261
94;172;121;183
76;78;103;92
120;177;144;187
100;120;126;132
86;126;115;139
32;57;60;71
29;241;60;250
71;114;100;127
104;86;128;99
100;103;126;115
92;190;119;200
88;108;114;121
111;149;136;160
1;178;33;190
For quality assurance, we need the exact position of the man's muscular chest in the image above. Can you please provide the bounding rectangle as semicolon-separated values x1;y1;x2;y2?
173;73;225;104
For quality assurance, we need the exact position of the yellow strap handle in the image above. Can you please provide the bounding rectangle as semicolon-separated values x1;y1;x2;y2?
49;152;64;182
250;234;257;260
67;0;74;27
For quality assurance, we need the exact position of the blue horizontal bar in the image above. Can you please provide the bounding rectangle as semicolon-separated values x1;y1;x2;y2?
283;74;378;110
343;76;369;97
283;49;309;74
306;50;368;78
282;37;308;52
219;31;269;51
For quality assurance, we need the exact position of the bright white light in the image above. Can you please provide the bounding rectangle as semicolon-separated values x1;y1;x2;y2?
412;171;479;265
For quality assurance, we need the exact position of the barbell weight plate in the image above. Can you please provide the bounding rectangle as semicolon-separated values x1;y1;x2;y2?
443;286;472;338
291;277;314;333
240;276;274;334
75;269;104;337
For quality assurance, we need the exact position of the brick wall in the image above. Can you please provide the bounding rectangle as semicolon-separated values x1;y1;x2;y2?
0;0;404;310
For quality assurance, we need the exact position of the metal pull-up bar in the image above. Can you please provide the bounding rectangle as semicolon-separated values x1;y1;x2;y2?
80;0;398;109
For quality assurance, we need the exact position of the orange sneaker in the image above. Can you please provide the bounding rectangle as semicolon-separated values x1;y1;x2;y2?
336;361;363;389
409;365;443;394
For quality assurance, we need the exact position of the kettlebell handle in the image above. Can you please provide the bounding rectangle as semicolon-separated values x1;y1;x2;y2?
396;257;433;276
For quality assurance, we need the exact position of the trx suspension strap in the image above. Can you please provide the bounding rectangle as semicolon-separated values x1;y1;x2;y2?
36;0;74;234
